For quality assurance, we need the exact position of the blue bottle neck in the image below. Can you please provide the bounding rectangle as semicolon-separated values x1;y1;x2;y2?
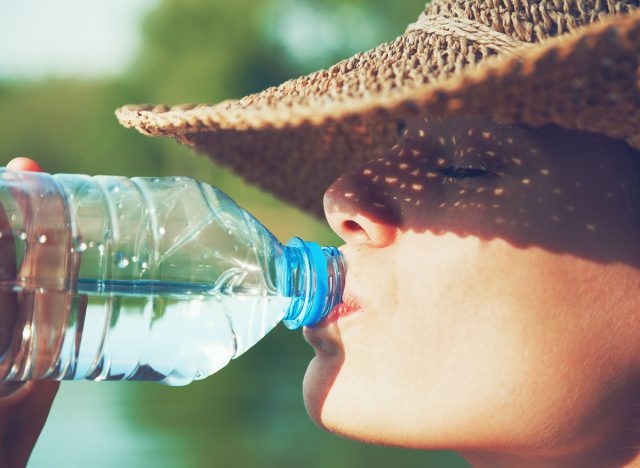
277;238;346;330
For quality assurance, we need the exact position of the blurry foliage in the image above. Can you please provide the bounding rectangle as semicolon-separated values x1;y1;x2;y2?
2;0;469;466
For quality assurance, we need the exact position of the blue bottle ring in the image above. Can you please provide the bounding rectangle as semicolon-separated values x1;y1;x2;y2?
282;238;329;329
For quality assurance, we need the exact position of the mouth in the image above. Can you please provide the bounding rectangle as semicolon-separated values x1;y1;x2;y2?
302;295;361;352
322;296;362;325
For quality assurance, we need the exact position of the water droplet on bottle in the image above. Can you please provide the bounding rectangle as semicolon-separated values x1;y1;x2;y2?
131;255;139;263
115;251;129;268
10;214;16;221
73;237;88;252
153;178;160;183
110;186;120;193
88;241;96;248
141;261;149;270
116;202;123;209
37;234;47;244
97;243;105;254
18;231;27;240
158;226;166;237
227;229;233;236
195;370;204;379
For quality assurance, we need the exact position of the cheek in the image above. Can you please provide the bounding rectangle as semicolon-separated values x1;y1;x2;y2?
309;235;630;449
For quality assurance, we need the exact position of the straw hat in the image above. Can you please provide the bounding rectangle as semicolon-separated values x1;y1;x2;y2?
116;0;640;217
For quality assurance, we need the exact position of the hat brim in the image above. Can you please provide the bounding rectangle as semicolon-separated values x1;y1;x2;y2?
117;11;640;217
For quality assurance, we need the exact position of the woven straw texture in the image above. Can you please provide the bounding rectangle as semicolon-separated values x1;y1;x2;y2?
117;0;640;217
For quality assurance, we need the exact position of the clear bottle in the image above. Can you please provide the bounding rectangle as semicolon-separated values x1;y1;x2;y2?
0;170;345;386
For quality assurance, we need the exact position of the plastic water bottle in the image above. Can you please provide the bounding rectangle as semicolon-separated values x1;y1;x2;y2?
0;170;345;386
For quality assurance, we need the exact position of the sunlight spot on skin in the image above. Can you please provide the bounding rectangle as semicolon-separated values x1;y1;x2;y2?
391;145;400;152
424;117;429;123
468;129;474;136
393;196;398;200
437;158;446;166
418;129;426;137
410;168;420;176
494;188;505;196
363;168;372;176
540;169;550;176
399;163;409;170
415;200;421;206
398;148;406;157
506;137;514;144
439;202;446;208
412;184;423;191
553;188;562;195
512;157;523;165
454;201;461;207
522;178;531;185
327;188;335;193
485;151;496;157
344;193;354;198
476;187;485;193
332;204;340;211
411;149;421;157
372;175;380;182
426;172;438;179
451;136;457;145
404;198;412;202
377;158;384;162
385;161;392;167
551;215;560;222
459;189;466;195
373;202;386;208
400;183;406;189
586;224;596;232
482;131;491;139
438;136;446;145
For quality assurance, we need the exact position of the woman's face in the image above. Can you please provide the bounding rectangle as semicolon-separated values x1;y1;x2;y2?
302;116;640;455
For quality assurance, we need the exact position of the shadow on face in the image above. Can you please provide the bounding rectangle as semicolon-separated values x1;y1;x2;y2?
324;115;640;268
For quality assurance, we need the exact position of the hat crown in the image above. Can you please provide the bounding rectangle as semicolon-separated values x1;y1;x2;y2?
423;0;640;43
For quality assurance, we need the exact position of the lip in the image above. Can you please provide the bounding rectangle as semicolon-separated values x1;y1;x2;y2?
302;296;362;352
322;298;361;325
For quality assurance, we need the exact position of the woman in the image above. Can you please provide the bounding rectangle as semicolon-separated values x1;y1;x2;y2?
4;0;640;466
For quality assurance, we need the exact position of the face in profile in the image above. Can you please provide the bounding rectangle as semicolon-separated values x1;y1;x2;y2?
302;116;640;459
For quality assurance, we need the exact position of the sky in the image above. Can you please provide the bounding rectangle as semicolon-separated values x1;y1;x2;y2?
0;0;158;79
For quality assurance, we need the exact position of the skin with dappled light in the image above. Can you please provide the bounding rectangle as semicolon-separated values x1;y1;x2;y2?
303;116;640;468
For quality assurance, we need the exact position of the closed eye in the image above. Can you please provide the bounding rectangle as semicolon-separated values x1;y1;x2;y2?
438;166;490;179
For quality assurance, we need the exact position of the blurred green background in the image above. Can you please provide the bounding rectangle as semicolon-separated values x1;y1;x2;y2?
1;0;468;466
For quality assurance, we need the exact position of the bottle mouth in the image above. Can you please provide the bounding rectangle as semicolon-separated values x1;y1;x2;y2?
279;238;345;330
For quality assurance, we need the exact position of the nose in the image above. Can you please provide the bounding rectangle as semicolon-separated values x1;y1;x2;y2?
323;179;398;248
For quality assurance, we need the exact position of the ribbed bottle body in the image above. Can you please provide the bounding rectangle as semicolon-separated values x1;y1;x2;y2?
0;172;291;386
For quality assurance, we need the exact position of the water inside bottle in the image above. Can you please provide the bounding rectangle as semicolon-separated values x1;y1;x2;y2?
0;280;292;386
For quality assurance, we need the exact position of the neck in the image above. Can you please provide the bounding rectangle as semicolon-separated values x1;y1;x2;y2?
460;417;640;468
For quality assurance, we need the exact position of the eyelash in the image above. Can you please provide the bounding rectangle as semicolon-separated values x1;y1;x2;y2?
437;166;491;179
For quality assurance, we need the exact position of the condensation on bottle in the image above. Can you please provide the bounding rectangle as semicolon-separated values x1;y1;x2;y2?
0;171;345;386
